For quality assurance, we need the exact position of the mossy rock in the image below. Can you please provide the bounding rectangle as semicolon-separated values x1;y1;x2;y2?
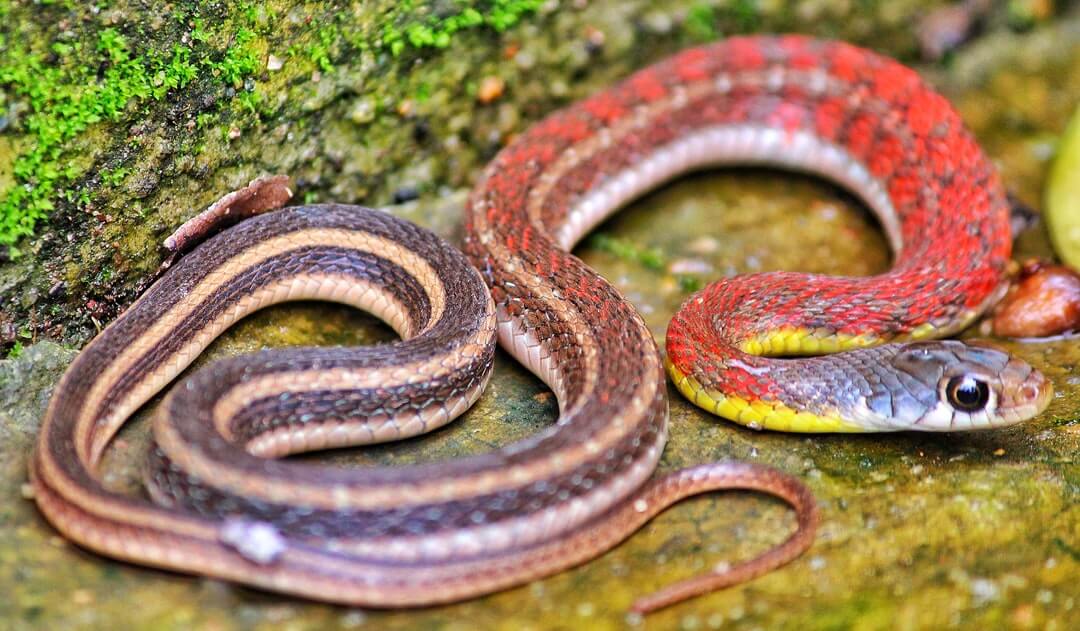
3;0;951;349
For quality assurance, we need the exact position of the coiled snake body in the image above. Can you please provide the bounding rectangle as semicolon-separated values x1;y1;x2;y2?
31;36;1050;613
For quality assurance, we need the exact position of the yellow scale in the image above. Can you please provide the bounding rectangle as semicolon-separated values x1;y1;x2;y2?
665;317;964;433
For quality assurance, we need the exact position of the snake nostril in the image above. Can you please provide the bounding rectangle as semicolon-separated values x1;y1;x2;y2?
1021;385;1039;402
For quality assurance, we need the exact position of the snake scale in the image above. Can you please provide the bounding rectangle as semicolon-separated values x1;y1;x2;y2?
30;35;1050;613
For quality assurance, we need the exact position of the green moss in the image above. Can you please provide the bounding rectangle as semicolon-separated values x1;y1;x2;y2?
308;24;339;72
727;0;762;31
676;274;703;292
683;0;763;41
1053;537;1080;562
0;8;260;251
378;0;543;57
99;167;130;188
684;3;718;41
239;91;262;115
587;232;705;293
0;1;547;253
209;27;261;86
588;232;667;272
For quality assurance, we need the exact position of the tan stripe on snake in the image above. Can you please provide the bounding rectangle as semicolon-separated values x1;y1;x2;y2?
30;202;816;613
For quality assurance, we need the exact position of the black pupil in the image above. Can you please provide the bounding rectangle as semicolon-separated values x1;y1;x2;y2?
948;377;989;411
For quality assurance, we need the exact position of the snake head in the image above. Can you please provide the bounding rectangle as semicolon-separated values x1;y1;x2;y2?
887;340;1052;430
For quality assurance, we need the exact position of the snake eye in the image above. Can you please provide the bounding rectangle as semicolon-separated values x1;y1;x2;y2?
945;376;990;412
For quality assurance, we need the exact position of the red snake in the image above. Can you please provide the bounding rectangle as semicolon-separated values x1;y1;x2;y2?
30;35;1051;615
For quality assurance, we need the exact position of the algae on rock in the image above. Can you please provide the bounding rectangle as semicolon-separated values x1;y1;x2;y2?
2;0;952;350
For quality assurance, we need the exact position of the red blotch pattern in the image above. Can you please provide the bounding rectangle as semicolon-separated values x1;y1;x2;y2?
465;35;1012;412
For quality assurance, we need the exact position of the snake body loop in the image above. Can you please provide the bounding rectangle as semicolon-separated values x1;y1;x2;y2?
31;35;1050;614
31;202;815;612
465;34;1049;433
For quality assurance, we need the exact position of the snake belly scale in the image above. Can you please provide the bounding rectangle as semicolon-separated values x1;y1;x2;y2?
31;34;1050;614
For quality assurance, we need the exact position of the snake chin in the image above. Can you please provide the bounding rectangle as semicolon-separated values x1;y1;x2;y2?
890;340;1052;431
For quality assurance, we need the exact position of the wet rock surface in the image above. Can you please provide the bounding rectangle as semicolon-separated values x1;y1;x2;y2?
2;3;1079;630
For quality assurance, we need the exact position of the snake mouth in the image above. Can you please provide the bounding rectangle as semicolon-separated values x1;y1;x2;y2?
998;358;1054;424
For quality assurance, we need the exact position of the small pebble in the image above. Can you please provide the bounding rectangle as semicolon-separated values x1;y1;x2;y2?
392;186;420;204
583;25;606;52
219;518;286;564
992;259;1080;337
266;54;284;71
687;236;719;254
348;98;377;124
1011;603;1035;628
669;258;712;275
340;611;367;628
477;76;505;104
641;11;674;34
72;589;94;605
916;0;990;60
970;578;1000;605
514;49;536;70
